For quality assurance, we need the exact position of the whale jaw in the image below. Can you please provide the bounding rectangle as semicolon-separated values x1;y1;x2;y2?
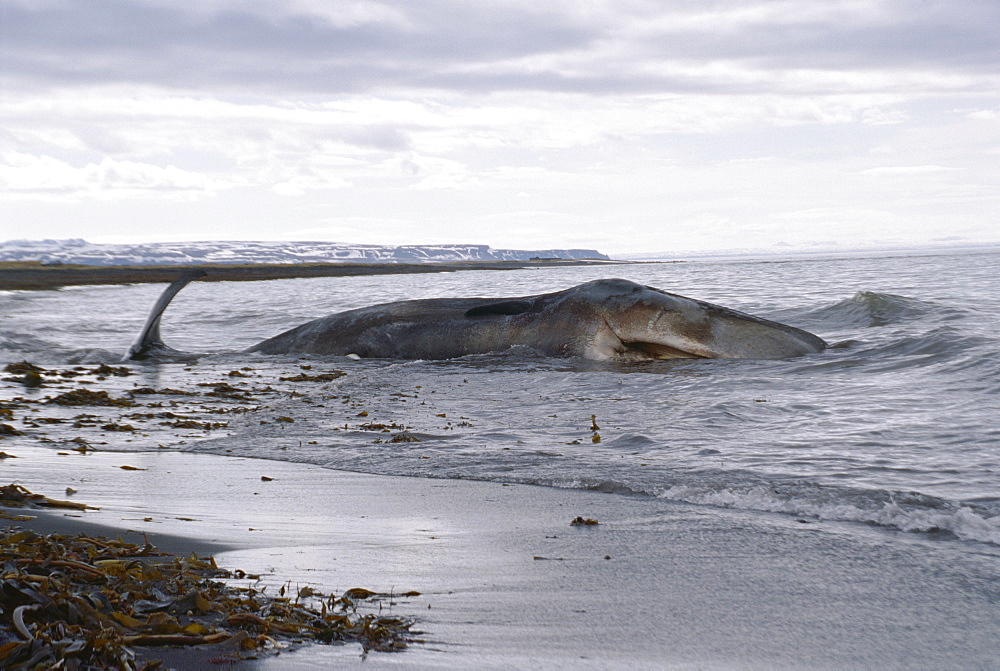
595;282;827;362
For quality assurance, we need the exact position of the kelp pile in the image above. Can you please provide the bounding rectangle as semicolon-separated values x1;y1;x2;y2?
0;484;94;512
0;527;418;669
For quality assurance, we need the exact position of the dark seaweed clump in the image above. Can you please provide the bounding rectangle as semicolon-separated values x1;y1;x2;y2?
0;494;419;669
47;390;135;407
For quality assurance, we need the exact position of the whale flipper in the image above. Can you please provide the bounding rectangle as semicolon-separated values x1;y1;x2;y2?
122;270;206;361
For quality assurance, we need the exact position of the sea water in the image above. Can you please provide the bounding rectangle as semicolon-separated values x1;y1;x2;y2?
1;248;998;546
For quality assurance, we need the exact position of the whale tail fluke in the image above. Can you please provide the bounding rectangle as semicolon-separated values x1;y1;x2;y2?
122;270;206;361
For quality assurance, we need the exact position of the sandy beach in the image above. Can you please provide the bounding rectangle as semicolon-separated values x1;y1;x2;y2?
3;444;998;669
0;259;618;291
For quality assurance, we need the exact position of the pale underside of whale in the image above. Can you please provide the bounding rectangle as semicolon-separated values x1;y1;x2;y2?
123;272;827;363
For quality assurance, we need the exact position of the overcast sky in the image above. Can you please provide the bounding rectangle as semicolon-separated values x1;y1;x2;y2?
2;0;998;255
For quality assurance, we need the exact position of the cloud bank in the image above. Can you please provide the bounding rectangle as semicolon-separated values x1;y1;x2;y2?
2;0;998;253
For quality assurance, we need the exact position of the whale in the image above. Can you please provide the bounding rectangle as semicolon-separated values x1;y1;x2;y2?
123;271;826;362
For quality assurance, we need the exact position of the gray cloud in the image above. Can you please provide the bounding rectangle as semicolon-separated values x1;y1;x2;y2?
4;0;997;96
638;4;1000;73
3;1;595;92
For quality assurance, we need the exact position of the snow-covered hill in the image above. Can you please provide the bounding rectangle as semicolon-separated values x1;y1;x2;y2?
0;239;609;265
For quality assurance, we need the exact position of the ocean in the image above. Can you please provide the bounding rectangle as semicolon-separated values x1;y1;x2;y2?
2;248;998;547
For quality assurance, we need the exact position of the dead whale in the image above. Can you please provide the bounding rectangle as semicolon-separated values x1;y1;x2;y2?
123;272;826;362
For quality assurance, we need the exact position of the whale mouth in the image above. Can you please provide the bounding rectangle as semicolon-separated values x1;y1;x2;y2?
622;341;709;360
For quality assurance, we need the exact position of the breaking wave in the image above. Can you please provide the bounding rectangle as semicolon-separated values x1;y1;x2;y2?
792;291;964;329
650;479;1000;545
519;471;1000;546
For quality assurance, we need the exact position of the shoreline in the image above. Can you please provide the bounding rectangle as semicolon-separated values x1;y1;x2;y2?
2;504;232;559
3;445;999;669
0;259;622;291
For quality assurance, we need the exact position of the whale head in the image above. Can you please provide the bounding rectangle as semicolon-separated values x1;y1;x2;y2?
580;279;826;360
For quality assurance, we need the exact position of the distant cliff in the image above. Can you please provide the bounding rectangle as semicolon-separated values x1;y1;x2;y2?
0;239;609;265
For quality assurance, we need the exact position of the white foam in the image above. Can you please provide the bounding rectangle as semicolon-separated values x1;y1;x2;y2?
656;484;1000;545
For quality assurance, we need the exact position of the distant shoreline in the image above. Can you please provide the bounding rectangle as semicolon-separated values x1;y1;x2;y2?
0;258;622;291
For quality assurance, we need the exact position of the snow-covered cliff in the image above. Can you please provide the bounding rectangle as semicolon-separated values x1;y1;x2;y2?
0;239;609;265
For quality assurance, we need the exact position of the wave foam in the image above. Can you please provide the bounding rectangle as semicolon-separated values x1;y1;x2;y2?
656;483;1000;545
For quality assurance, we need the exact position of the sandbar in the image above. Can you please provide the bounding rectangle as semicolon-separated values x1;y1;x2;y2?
0;259;619;291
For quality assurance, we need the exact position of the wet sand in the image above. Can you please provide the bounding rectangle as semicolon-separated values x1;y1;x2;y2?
3;445;999;669
0;259;618;291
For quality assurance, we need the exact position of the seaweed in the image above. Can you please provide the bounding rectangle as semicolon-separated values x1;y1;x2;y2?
278;372;346;383
91;364;133;378
0;526;419;669
0;484;94;511
358;422;407;432
128;388;190;396
196;383;252;400
48;390;135;407
2;372;44;387
3;363;45;375
101;423;138;433
161;420;228;430
570;517;599;526
2;362;48;387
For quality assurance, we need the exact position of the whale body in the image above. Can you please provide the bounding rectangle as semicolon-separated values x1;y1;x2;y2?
124;272;826;362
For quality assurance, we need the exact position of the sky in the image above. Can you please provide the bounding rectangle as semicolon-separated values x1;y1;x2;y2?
1;0;998;256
